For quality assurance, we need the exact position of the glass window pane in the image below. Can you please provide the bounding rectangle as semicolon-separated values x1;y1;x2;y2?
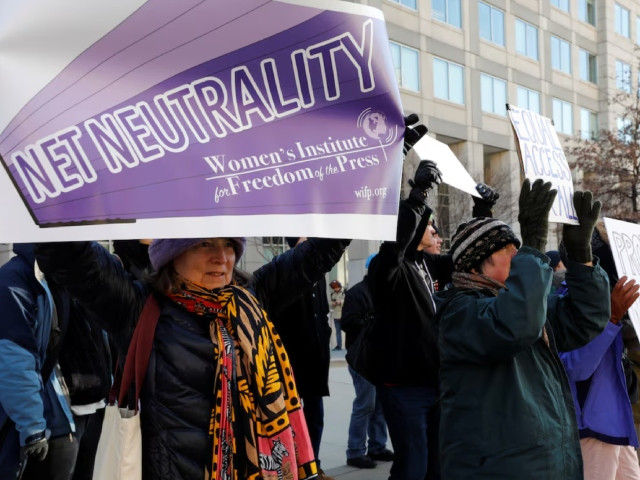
579;50;587;80
527;25;538;60
479;3;490;41
449;0;462;28
561;40;571;73
449;64;464;104
401;48;419;91
481;75;492;112
432;0;446;22
433;58;448;99
551;37;560;69
515;20;525;54
492;9;505;45
530;91;540;113
587;0;595;25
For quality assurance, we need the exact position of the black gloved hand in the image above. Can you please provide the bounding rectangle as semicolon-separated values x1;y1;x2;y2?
562;191;601;263
518;179;557;252
408;160;442;205
472;183;500;218
403;114;428;155
20;435;48;462
409;160;442;191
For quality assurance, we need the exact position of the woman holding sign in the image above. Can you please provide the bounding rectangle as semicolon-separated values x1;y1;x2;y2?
35;237;349;480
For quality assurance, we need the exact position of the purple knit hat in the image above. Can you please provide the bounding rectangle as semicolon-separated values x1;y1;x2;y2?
148;238;246;271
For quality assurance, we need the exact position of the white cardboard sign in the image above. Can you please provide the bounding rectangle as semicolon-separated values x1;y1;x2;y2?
411;134;480;198
508;104;578;225
604;217;640;337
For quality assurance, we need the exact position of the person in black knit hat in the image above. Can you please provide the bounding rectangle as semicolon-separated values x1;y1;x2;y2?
436;179;611;479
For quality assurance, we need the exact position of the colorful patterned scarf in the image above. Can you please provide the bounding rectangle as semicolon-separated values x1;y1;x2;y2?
167;277;318;480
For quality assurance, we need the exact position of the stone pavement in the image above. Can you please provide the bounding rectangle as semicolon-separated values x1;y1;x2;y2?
319;349;392;479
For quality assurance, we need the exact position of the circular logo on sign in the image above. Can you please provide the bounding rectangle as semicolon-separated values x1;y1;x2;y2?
363;110;387;139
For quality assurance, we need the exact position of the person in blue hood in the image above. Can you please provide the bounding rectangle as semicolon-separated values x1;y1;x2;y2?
0;244;76;479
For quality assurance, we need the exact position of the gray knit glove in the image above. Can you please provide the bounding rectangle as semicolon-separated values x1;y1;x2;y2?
518;179;557;252
562;191;601;263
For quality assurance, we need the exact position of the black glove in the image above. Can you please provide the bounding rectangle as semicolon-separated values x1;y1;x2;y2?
20;435;48;462
408;160;442;204
403;114;428;155
562;191;601;263
518;179;557;252
472;183;500;218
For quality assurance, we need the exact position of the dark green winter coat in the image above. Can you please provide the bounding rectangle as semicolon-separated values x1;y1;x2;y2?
436;247;610;479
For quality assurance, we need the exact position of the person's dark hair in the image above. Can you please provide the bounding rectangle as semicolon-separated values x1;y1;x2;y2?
148;265;175;294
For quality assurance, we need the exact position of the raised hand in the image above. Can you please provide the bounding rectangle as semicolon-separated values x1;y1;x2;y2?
562;191;601;263
472;183;500;218
610;276;640;324
403;114;428;155
518;179;557;252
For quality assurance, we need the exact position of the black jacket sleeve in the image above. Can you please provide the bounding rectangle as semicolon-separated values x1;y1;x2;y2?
35;241;146;353
251;238;350;318
369;197;431;296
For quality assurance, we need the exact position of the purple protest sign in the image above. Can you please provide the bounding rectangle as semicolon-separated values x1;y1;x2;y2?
0;0;404;241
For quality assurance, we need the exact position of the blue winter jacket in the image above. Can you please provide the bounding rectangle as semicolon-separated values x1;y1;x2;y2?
560;321;639;446
0;244;74;476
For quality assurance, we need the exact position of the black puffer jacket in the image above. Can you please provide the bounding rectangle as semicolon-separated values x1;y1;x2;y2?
35;239;349;479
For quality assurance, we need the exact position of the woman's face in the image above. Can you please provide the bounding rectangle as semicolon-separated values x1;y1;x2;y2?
172;238;236;290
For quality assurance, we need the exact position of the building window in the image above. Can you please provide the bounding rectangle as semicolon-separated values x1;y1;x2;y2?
261;237;287;260
433;57;464;104
553;98;573;135
579;49;597;83
516;86;541;113
389;0;417;9
480;74;507;115
616;60;631;93
551;0;569;12
390;41;420;91
432;0;461;28
515;19;538;60
618;116;632;143
580;108;598;140
615;3;630;38
578;0;596;25
479;2;505;46
551;36;571;74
